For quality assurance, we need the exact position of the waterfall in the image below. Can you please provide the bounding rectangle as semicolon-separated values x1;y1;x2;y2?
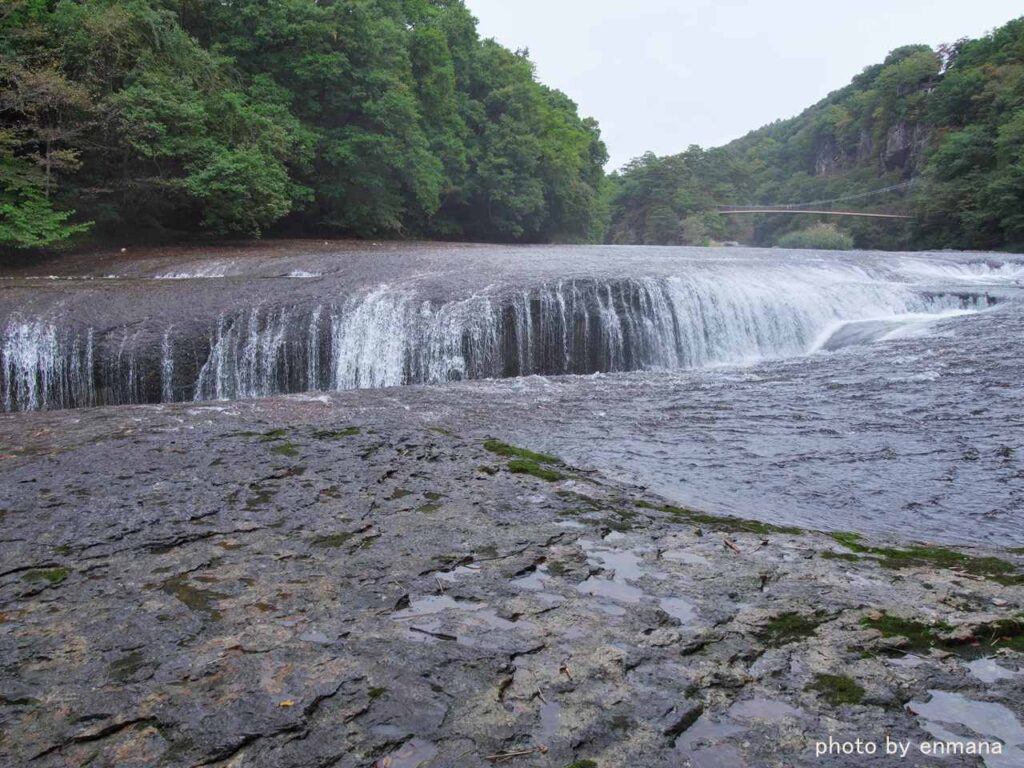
330;287;414;390
1;318;95;411
194;309;292;401
0;272;996;412
161;329;175;402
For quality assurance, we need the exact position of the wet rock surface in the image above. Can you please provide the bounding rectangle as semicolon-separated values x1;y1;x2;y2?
1;396;1022;767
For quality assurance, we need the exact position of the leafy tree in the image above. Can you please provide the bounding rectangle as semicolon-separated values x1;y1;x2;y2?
609;16;1024;252
2;0;608;252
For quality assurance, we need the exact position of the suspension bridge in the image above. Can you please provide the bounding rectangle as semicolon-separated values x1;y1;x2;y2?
716;180;916;220
717;207;912;219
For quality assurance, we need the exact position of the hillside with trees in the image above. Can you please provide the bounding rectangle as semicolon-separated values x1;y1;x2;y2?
608;17;1024;252
0;0;608;250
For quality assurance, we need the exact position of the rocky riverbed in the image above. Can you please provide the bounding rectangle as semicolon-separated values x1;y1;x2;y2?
1;394;1022;767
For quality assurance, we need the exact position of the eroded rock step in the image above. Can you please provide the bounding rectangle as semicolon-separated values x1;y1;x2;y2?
0;397;1022;767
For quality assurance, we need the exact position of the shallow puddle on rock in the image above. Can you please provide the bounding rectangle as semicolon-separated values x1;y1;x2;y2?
298;630;332;645
393;595;482;618
674;698;799;766
662;548;711;567
436;565;481;583
394;594;530;645
592;601;627;617
511;565;549;591
728;697;803;722
909;690;1024;768
659;596;697;623
394;595;478;643
576;539;697;623
966;658;1019;684
539;700;562;740
374;738;438;768
675;711;747;768
888;653;927;669
465;608;520;632
576;575;645;603
405;618;447;643
580;540;645;581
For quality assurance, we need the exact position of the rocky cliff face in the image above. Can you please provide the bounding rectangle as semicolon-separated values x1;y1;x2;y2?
813;136;842;177
813;119;931;179
882;120;932;173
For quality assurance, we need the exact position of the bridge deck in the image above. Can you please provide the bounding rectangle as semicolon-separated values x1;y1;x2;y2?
717;208;912;219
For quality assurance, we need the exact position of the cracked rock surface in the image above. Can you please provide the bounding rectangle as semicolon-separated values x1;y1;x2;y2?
1;395;1022;767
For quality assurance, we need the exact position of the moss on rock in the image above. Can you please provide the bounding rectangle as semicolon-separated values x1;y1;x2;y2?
638;500;804;535
21;567;70;585
757;611;827;647
808;674;864;706
508;459;565;482
484;439;561;465
831;533;1022;584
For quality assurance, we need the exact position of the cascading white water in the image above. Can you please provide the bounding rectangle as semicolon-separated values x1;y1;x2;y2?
330;287;414;390
0;264;998;411
194;309;291;401
1;318;95;411
161;329;175;402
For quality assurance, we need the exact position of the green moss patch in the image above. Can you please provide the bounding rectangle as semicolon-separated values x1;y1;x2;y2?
508;459;565;482
484;439;561;465
109;651;148;682
808;674;864;706
555;490;606;510
565;761;598;768
594;513;637;532
312;532;356;548
638;501;804;535
368;686;387;700
758;612;827;647
831;533;1022;584
314;427;361;439
21;567;70;586
244;484;276;510
862;612;1024;657
821;551;862;562
236;428;289;441
160;575;226;620
547;560;572;576
270;443;300;457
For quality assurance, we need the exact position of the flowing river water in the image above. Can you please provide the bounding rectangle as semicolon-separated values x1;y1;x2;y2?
2;242;1022;546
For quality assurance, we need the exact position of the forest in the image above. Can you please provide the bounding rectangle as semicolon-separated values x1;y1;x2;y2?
607;16;1024;252
3;4;1023;253
0;0;608;250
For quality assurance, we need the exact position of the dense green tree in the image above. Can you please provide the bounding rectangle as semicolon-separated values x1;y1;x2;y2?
609;16;1024;251
0;0;607;251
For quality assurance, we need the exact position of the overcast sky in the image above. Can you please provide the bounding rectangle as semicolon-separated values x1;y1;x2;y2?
465;1;1022;170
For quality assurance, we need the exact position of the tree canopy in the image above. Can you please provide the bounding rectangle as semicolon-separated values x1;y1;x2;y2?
0;0;608;250
608;17;1024;252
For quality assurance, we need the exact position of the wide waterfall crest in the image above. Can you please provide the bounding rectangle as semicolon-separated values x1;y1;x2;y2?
0;270;995;411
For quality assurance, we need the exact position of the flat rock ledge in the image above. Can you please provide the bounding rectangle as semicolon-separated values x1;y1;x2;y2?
1;396;1022;768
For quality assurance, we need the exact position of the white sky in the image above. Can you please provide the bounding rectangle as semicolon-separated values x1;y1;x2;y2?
465;0;1023;170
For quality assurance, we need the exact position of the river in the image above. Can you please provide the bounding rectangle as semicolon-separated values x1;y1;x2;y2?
2;242;1021;546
